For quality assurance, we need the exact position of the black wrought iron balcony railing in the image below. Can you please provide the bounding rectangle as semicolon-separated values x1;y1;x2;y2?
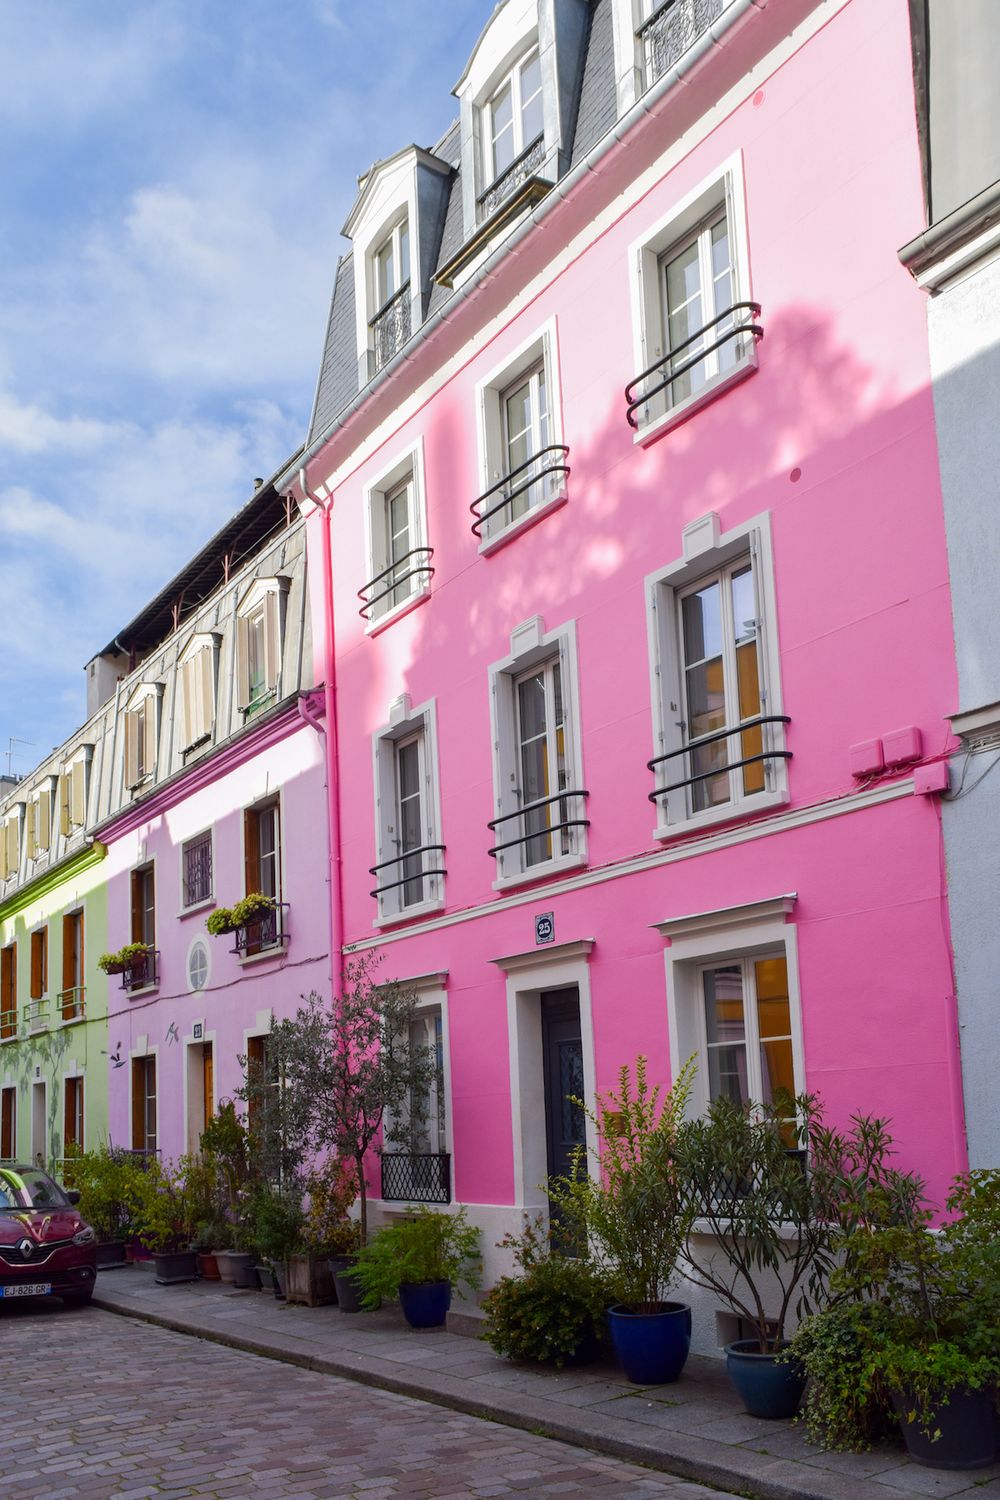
477;134;546;221
470;445;570;539
625;302;763;429
369;845;446;903
487;788;590;859
637;0;725;88
647;715;791;805
358;548;435;622
58;986;86;1021
231;901;290;959
370;281;412;371
381;1151;451;1205
121;952;158;994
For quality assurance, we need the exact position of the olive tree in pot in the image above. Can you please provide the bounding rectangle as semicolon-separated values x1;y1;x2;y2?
199;1102;259;1287
353;1206;481;1328
547;1056;697;1385
134;1158;200;1284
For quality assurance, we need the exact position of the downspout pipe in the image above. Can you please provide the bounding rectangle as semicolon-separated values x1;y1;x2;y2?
297;470;344;1003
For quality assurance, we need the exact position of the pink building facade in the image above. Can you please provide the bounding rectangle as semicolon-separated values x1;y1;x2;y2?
283;0;965;1342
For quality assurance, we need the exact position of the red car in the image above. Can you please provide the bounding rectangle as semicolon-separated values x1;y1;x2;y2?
0;1165;97;1307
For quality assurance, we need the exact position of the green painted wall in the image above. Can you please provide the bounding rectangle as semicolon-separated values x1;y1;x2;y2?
0;844;109;1168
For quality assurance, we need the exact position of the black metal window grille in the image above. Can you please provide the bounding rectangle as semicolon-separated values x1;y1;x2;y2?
478;133;546;221
121;951;158;994
380;1152;451;1205
626;302;763;429
487;788;590;861
231;901;289;958
369;845;446;904
358;548;434;621
470;444;570;539
637;0;724;87
647;715;790;807
183;833;213;907
370;281;412;371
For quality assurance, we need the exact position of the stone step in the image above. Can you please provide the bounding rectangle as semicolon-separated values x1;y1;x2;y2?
445;1301;488;1339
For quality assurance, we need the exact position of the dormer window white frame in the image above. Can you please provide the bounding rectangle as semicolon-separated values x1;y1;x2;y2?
60;746;93;837
25;777;56;863
178;632;220;754
235;577;288;722
371;696;445;926
611;0;727;117
484;44;544;193
1;804;24;882
370;215;411;373
361;441;432;634
123;682;164;793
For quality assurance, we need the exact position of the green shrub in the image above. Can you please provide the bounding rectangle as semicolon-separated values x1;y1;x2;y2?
244;1185;306;1262
206;907;234;936
482;1217;611;1368
62;1147;146;1241
353;1206;481;1309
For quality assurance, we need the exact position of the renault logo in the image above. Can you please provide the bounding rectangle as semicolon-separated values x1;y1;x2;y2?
18;1239;33;1260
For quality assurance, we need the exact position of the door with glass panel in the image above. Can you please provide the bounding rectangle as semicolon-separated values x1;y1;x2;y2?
677;559;764;815
660;209;737;406
500;362;549;528
701;955;795;1111
394;733;425;907
515;658;568;867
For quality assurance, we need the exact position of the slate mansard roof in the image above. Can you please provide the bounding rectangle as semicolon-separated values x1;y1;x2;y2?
307;0;616;446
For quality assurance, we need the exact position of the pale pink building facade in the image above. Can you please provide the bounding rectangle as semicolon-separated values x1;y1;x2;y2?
284;0;965;1340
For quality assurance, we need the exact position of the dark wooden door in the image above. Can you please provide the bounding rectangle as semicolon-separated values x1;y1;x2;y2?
541;988;586;1187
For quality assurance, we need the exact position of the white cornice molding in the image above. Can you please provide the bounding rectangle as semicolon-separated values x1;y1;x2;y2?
653;894;796;942
949;701;1000;750
376;968;449;993
490;938;595;973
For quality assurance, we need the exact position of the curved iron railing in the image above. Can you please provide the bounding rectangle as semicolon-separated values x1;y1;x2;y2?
478;134;545;220
625;302;763;429
369;844;446;902
231;901;290;957
121;953;157;995
647;715;791;803
370;281;412;371
470;445;570;539
358;548;435;621
487;788;590;858
638;0;724;87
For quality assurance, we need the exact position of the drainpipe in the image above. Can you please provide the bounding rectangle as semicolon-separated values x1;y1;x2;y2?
295;471;344;1003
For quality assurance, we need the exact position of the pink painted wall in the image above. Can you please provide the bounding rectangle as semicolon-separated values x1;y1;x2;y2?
103;720;329;1161
306;2;963;1206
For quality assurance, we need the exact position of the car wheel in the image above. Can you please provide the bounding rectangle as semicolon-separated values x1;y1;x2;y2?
61;1293;93;1308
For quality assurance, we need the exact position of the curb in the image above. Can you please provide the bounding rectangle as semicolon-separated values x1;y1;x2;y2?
91;1293;890;1500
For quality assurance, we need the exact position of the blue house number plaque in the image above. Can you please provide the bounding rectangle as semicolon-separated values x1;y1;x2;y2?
535;912;555;945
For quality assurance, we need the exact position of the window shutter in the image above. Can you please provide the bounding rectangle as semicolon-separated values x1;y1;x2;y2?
131;1061;144;1151
64;1078;75;1150
71;760;85;826
263;590;280;691
199;645;214;737
235;615;250;708
30;934;41;1000
243;808;260;896
59;773;71;836
38;789;51;849
62;914;74;993
180;657;194;747
125;711;139;788
130;870;143;945
25;802;37;860
143;697;157;778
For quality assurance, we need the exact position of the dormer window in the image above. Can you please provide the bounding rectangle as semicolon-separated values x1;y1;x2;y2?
485;47;543;196
124;683;163;793
612;0;726;115
371;217;412;372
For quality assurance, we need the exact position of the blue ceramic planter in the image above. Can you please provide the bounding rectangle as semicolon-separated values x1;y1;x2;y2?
726;1340;805;1419
399;1279;452;1329
607;1302;691;1384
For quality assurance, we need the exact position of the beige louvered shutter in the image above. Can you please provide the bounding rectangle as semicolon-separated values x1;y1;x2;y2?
180;656;194;747
59;772;71;836
125;710;139;787
25;801;37;859
38;788;51;849
143;695;157;776
6;814;20;877
199;645;214;736
71;759;86;826
263;591;280;692
235;615;250;709
1;817;10;878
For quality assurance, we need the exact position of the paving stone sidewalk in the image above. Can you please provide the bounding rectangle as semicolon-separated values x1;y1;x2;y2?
94;1266;1000;1500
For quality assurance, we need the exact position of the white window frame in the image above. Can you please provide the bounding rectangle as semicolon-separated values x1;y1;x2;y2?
362;441;431;635
123;682;164;793
0;805;23;882
179;827;215;915
25;777;55;863
372;215;411;318
488;616;587;890
646;509;786;839
177;633;220;754
235;577;289;718
371;696;444;927
60;746;93;836
483;43;544;190
657;895;804;1122
611;0;726;116
627;153;756;445
474;318;567;554
128;1038;159;1156
1;1082;17;1157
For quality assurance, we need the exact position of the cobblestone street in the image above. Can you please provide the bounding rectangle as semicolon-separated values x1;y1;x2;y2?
0;1305;733;1499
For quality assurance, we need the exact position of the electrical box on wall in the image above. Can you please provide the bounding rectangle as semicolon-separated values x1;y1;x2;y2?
849;738;884;778
884;726;923;767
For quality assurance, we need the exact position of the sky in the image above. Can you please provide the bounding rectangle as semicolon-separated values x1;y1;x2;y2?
0;0;486;776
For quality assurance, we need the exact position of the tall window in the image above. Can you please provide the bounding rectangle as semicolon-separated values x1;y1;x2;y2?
179;639;217;752
660;209;737;406
131;864;156;948
394;734;425;909
131;1057;157;1154
60;751;91;834
374;220;410;312
64;1076;84;1153
246;1033;278;1135
372;701;444;922
486;48;543;184
125;690;160;790
515;659;569;868
243;800;282;956
678;558;764;816
30;928;47;1001
1;1086;15;1159
475;326;566;547
236;583;284;718
0;944;16;1040
61;911;84;1020
384;479;413;612
500;362;549;526
701;954;794;1110
182;832;213;908
361;450;432;627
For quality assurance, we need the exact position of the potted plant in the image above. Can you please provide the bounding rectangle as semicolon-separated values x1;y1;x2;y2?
97;951;128;975
353;1206;481;1328
62;1146;143;1267
199;1102;257;1286
230;891;276;926
244;1183;305;1300
97;942;153;978
134;1158;199;1284
206;907;237;936
482;1215;611;1367
548;1056;696;1385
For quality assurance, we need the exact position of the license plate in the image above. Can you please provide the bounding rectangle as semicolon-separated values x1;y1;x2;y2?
0;1283;51;1297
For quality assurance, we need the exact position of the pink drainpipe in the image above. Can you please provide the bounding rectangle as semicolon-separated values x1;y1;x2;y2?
294;472;343;1002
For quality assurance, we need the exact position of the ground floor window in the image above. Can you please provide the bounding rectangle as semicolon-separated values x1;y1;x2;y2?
1;1086;15;1159
64;1075;84;1153
131;1056;157;1153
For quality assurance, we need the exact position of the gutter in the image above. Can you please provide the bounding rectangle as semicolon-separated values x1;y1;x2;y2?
279;0;765;496
898;177;1000;289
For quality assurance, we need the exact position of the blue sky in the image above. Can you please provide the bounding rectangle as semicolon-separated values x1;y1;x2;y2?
0;0;485;775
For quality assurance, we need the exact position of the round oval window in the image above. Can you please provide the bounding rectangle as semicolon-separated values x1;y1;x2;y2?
188;940;209;993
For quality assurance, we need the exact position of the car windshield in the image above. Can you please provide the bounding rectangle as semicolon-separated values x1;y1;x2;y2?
0;1168;70;1212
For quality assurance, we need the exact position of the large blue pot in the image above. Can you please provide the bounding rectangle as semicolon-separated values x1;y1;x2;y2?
726;1340;805;1419
399;1279;452;1329
607;1302;691;1384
